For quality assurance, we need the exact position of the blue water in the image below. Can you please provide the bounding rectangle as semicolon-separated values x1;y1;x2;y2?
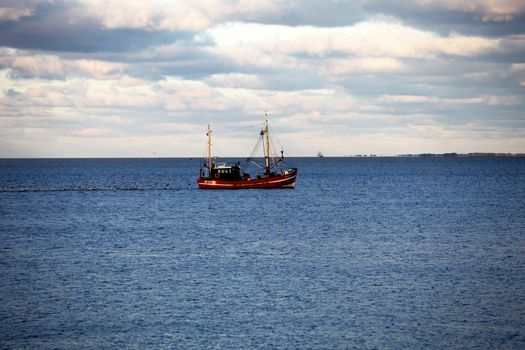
1;157;524;349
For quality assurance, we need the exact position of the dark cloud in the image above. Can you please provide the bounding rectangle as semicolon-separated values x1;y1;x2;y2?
490;36;525;63
211;0;525;37
0;1;188;53
109;47;237;80
250;0;366;27
362;2;525;37
255;72;327;91
136;59;234;80
4;88;22;97
401;12;525;37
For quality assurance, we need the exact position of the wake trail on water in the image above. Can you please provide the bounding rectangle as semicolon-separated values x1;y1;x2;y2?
0;183;196;192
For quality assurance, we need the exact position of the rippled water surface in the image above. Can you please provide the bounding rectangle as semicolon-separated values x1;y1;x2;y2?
1;157;524;349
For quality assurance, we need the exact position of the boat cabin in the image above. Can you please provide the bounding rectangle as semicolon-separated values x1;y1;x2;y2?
207;163;249;181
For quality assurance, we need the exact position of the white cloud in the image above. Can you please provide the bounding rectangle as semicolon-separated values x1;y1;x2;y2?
207;73;265;89
379;95;435;103
7;54;66;78
325;57;404;74
0;6;34;21
207;21;500;62
190;0;288;24
434;34;499;56
0;50;125;80
157;76;225;111
158;76;216;99
83;85;159;108
81;0;211;31
80;0;291;32
73;60;125;79
510;63;525;86
378;94;522;106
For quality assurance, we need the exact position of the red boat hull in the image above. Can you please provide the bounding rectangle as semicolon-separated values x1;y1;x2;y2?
197;169;297;189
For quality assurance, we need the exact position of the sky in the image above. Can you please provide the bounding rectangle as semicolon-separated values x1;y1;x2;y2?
0;0;524;157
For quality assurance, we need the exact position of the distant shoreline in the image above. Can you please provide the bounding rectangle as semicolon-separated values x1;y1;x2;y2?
344;153;525;157
392;153;525;157
1;153;525;159
335;153;525;157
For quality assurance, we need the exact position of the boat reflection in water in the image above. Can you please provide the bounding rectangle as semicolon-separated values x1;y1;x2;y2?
196;114;298;189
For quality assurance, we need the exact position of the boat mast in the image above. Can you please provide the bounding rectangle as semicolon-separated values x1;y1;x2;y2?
207;124;212;170
263;113;270;174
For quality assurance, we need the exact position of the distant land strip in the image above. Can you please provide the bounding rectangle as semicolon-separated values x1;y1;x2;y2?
343;153;525;157
393;153;525;157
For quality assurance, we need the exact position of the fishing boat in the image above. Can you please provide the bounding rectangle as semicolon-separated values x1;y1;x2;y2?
196;114;297;189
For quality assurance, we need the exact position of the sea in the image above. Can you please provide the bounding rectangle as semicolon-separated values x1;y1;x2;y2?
0;157;524;349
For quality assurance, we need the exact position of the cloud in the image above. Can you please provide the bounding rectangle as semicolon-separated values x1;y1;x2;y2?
324;57;405;75
0;1;184;53
378;94;522;106
208;21;500;61
81;0;211;31
207;73;265;89
0;49;125;79
362;0;525;37
0;5;34;21
428;0;525;22
190;0;293;25
510;63;525;86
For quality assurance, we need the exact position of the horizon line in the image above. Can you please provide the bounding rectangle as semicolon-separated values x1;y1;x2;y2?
1;152;525;160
